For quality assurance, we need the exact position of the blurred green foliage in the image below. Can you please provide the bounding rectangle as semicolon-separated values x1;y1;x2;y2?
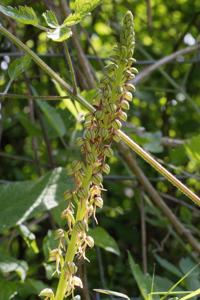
0;0;200;299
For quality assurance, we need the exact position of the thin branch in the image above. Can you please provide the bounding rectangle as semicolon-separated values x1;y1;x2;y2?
140;193;148;273
63;42;78;95
133;43;200;85
118;142;200;255
0;93;69;100
60;0;96;88
1;24;200;206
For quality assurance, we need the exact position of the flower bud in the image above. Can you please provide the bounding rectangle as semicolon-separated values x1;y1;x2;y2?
121;100;130;110
118;110;127;121
65;262;77;274
92;173;103;185
125;83;135;92
102;164;110;175
104;146;114;157
130;67;138;74
74;220;87;232
123;91;133;102
76;137;84;147
86;235;94;248
64;190;72;201
95;196;104;208
77;187;88;199
39;288;54;298
112;119;122;129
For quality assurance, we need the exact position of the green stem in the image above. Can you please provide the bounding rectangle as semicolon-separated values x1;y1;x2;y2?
0;24;199;208
63;41;78;95
55;166;93;300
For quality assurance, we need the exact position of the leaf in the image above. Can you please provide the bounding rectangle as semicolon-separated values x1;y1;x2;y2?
36;100;66;137
0;250;28;281
179;288;200;300
8;55;31;80
63;0;102;26
18;224;39;254
47;26;72;42
42;10;59;28
0;167;71;232
89;227;120;255
0;5;38;25
179;257;200;291
63;13;83;26
0;280;18;300
128;252;152;300
93;289;130;300
185;135;200;165
154;254;183;277
54;81;80;119
16;112;42;137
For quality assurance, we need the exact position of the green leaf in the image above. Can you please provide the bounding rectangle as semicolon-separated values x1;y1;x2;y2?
47;26;72;42
0;167;71;232
0;5;38;25
16;112;41;137
128;252;152;300
154;254;183;277
93;289;130;300
8;55;31;80
89;227;120;255
0;250;28;281
54;81;80;119
37;100;66;137
0;280;18;300
42;10;59;28
63;0;102;26
63;12;83;26
18;224;39;254
185;135;200;165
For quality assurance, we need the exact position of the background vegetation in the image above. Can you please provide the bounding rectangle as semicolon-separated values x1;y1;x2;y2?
0;0;200;299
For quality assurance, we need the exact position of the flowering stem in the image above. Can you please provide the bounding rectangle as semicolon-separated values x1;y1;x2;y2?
0;24;199;209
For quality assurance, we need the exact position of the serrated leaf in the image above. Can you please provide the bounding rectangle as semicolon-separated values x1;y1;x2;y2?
0;167;71;232
36;100;66;137
8;55;31;80
74;0;102;14
42;10;59;28
47;26;72;42
0;5;38;25
63;0;101;26
63;12;83;26
89;227;120;255
94;289;130;300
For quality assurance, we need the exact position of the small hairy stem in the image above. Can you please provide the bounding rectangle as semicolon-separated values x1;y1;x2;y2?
0;24;199;207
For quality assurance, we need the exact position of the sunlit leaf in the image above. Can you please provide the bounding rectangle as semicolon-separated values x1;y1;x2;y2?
47;26;72;42
42;10;59;28
0;5;38;25
0;167;71;232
